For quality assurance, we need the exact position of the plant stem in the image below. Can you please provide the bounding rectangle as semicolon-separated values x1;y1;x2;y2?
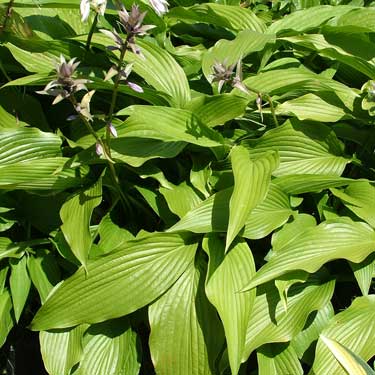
243;84;279;127
265;94;279;127
106;39;128;144
69;95;127;207
85;12;98;51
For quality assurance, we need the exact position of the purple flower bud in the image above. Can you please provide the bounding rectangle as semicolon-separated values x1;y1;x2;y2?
108;123;118;137
96;142;104;156
127;81;143;93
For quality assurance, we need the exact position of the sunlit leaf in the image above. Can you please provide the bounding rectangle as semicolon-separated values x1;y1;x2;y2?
31;233;197;330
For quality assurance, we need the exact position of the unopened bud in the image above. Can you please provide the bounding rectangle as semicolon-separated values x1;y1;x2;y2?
95;142;103;156
108;123;118;138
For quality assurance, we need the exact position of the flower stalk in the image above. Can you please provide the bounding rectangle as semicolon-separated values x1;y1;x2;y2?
85;12;98;51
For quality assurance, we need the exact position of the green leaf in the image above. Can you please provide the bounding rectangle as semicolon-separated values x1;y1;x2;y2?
0;237;25;260
0;266;8;294
169;183;292;240
350;254;375;296
124;39;191;108
202;29;275;82
40;325;87;375
226;147;279;251
281;34;375;79
0;157;88;190
0;289;14;348
320;335;375;375
149;256;224;375
276;93;348;122
313;296;375;375
268;5;357;34
60;178;102;268
331;182;375;228
76;319;140;375
27;250;61;303
334;8;375;31
240;67;358;111
98;214;134;254
116;106;224;148
243;272;335;359
291;303;335;360
31;233;197;330
160;182;203;218
169;3;266;32
243;184;293;239
257;344;303;375
273;175;364;194
0;105;28;128
4;42;55;73
244;120;350;176
111;138;186;167
242;218;375;290
203;235;256;375
9;256;31;322
187;94;249;128
0;127;62;166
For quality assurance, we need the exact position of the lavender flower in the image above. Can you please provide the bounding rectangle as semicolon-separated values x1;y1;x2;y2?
36;55;90;105
149;0;169;15
104;63;144;93
80;0;106;22
211;59;249;94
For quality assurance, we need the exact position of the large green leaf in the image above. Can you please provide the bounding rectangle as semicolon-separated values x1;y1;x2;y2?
187;94;249;128
0;128;61;166
281;34;375;79
149;257;223;375
350;254;375;297
291;303;335;360
320;336;375;375
244;120;350;176
111;138;186;167
257;344;303;375
76;319;140;375
239;67;358;111
124;39;191;108
0;289;14;348
313;296;375;375
203;235;256;375
31;233;197;330
226;147;278;251
242;218;375;290
243;184;293;239
331;182;375;228
160;182;203;218
27;250;61;303
334;8;375;31
168;3;266;32
116;106;224;148
202;29;275;82
268;5;357;34
4;42;55;73
40;325;87;375
273;175;364;194
275;93;348;122
60;178;102;268
9;256;31;322
243;272;335;360
0;157;88;190
169;183;292;240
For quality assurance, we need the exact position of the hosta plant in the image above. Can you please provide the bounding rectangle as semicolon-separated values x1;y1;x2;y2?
0;0;375;374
